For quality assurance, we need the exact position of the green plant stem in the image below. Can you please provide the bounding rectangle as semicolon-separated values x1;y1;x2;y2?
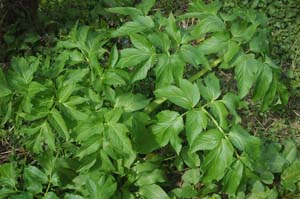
145;58;222;114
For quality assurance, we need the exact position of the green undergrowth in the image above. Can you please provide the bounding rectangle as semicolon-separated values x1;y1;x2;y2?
0;0;300;198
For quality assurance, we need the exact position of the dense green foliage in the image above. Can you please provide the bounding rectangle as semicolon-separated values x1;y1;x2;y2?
0;0;300;198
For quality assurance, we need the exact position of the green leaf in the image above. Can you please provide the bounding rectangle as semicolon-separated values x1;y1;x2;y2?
231;21;257;42
222;160;244;194
131;56;154;83
24;166;48;194
281;160;300;192
221;93;241;124
166;13;181;45
49;108;69;141
182;168;201;185
181;45;209;69
0;163;17;189
61;101;89;121
111;16;154;37
58;83;76;103
198;73;221;101
86;174;117;199
139;184;170;199
198;33;229;55
253;64;273;101
155;79;200;110
210;101;228;129
106;7;143;18
130;33;153;52
11;56;39;84
137;0;156;14
148;32;170;53
151;110;184;148
185;110;207;147
155;54;185;88
234;54;259;98
191;129;223;152
202;139;234;183
116;48;152;68
0;69;12;98
282;141;297;164
115;93;150;112
104;122;136;167
191;15;225;37
39;122;56;152
136;169;166;186
221;40;240;68
108;45;119;68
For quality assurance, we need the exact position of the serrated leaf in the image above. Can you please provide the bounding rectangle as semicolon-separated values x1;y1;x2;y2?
166;13;181;45
0;163;17;189
106;7;143;18
210;101;228;129
198;73;221;101
191;129;223;152
282;141;297;164
108;45;118;68
180;45;209;69
0;69;12;98
191;15;225;37
104;122;136;167
234;54;259;98
116;48;152;68
130;33;153;52
111;16;154;37
186;110;207;147
115;93;150;112
202;139;234;183
222;160;244;194
151;110;184;148
131;56;154;82
198;33;229;55
86;175;117;199
155;53;185;88
281;160;300;192
24;166;48;194
155;79;200;110
221;93;241;124
137;0;156;14
253;64;273;101
139;184;170;199
182;168;201;185
49;108;69;141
